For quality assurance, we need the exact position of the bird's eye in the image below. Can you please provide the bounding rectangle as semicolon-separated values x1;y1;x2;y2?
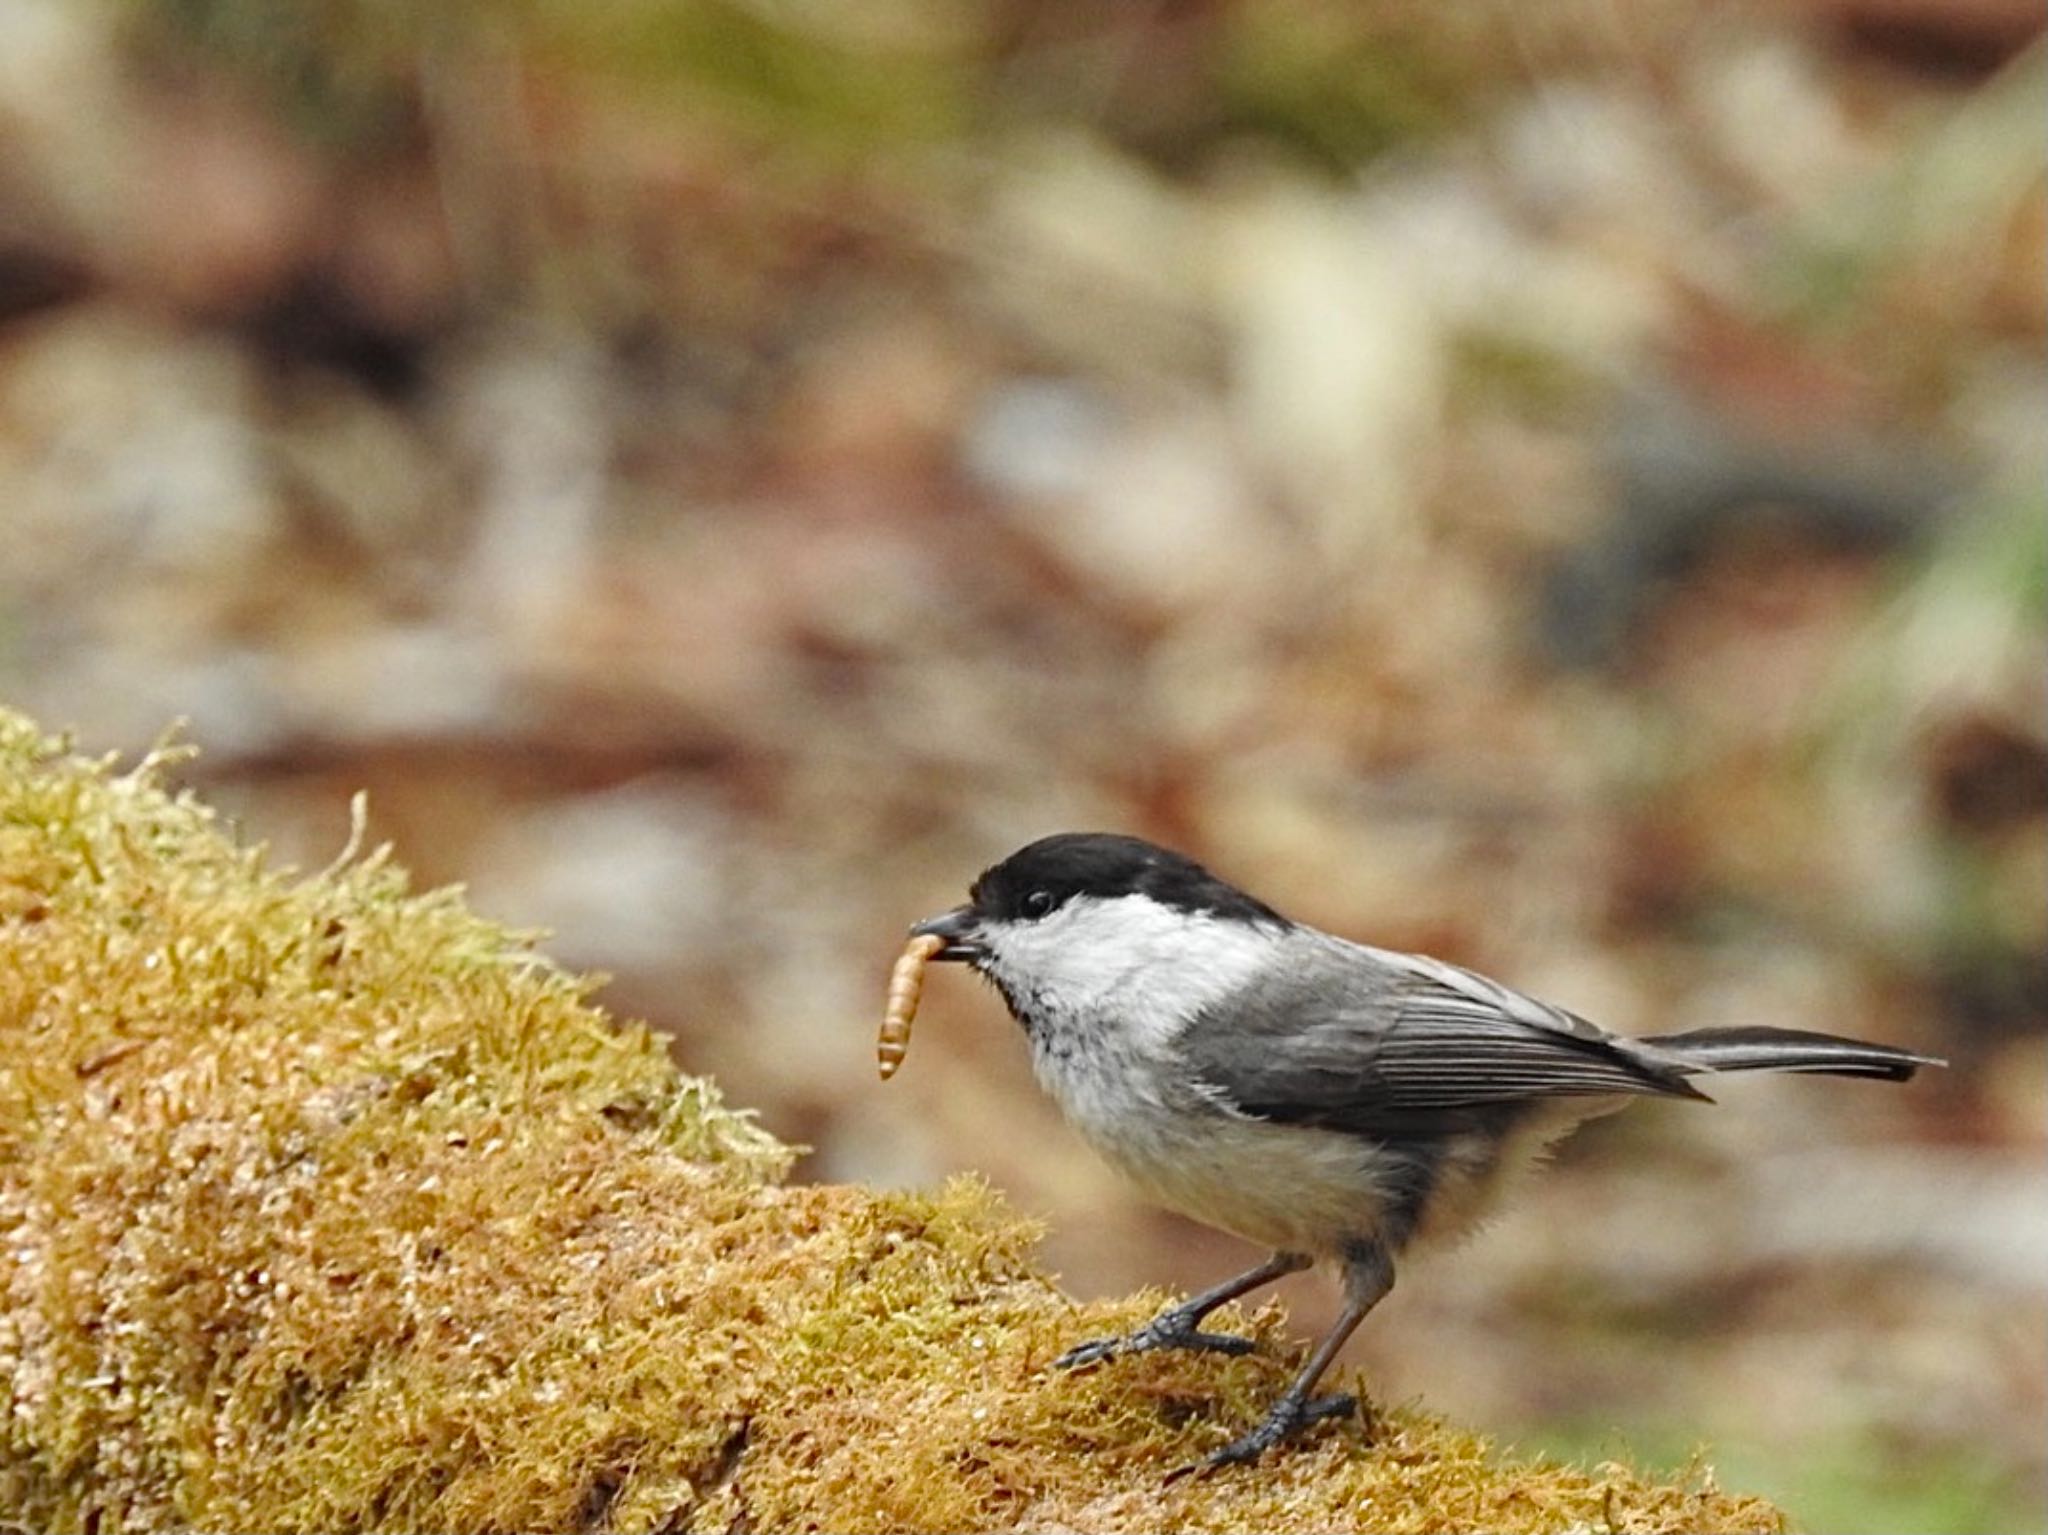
1022;890;1055;918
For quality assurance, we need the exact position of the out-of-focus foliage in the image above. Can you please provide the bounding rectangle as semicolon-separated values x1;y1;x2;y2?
127;0;1507;166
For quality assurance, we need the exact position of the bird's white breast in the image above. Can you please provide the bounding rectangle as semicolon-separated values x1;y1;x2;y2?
1071;1095;1398;1257
986;898;1396;1256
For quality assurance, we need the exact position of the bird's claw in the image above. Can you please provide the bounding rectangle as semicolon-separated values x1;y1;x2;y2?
1164;1391;1358;1481
1054;1318;1258;1370
1052;1336;1125;1369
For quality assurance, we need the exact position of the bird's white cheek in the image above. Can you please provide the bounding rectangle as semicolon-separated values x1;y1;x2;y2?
979;917;1108;1016
984;897;1279;1052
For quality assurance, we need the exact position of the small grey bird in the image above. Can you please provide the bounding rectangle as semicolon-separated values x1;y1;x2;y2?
910;832;1942;1473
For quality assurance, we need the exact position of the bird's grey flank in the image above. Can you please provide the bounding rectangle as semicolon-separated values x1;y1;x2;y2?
908;831;1944;1475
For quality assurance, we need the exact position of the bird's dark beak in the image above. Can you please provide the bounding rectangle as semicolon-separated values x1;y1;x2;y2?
911;905;983;962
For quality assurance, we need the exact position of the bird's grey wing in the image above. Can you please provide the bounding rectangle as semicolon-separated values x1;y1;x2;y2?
1181;938;1705;1137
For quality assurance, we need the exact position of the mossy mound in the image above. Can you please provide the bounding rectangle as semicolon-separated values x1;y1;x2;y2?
0;707;1785;1533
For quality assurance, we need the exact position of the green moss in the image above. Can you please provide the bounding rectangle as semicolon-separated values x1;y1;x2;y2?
0;707;1785;1533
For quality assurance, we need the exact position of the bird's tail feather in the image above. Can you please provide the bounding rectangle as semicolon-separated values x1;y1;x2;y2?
1639;1025;1943;1083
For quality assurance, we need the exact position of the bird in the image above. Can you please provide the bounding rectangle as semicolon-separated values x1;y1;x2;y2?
907;831;1943;1474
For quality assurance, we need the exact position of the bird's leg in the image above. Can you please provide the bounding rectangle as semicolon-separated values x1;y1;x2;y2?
1055;1251;1310;1369
1175;1241;1394;1477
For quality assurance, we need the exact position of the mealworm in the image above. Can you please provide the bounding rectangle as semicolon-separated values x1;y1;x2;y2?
879;933;944;1081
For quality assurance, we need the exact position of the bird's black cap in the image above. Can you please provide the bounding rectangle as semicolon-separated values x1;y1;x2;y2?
968;832;1289;926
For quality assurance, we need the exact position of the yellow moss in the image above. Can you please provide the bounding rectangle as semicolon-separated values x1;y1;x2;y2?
0;707;1786;1534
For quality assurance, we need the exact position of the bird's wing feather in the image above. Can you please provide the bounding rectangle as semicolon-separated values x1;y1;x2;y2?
1180;936;1705;1136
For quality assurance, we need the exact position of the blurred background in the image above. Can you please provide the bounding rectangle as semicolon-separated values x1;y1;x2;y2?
1;1;2042;1528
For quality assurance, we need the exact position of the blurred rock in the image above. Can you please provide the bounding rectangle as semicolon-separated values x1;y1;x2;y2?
1216;176;1445;560
1540;387;1957;668
994;400;1272;616
1746;1147;2048;1290
1691;39;1872;206
470;778;732;974
447;326;613;642
0;310;275;592
283;624;510;743
962;375;1118;504
978;136;1214;380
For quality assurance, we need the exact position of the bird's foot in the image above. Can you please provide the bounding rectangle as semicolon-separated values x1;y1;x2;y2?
1054;1310;1259;1370
1166;1390;1357;1481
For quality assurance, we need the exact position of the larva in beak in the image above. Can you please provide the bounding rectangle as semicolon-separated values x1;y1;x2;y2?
879;933;944;1080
